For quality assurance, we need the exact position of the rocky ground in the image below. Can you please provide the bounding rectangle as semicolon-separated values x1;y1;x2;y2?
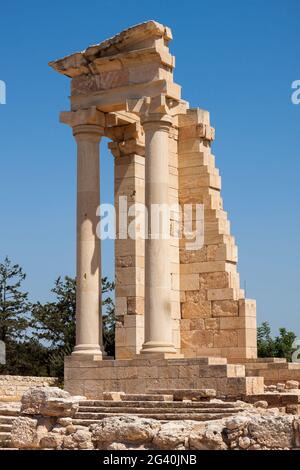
10;410;300;450
4;386;300;450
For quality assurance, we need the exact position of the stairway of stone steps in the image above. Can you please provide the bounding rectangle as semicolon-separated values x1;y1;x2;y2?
73;394;244;426
0;406;19;449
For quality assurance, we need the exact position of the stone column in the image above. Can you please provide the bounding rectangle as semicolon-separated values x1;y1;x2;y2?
60;108;105;356
107;121;146;359
140;109;177;355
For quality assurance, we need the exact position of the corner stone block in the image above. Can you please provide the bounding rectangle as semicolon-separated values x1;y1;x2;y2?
239;299;257;317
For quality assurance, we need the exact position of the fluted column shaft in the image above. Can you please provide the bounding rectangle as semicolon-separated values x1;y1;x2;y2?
73;124;103;355
141;114;176;355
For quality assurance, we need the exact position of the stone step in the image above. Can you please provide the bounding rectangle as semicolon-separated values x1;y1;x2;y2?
121;394;173;402
101;392;174;402
245;393;300;406
0;442;11;449
0;409;19;417
0;432;11;443
79;400;237;409
0;416;15;424
0;413;15;449
77;405;243;414
0;424;12;433
75;407;244;419
147;389;217;400
73;411;234;423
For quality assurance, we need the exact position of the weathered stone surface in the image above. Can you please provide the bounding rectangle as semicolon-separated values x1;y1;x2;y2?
21;387;85;417
11;417;39;449
212;300;238;317
199;272;230;290
63;429;93;450
10;402;300;450
225;415;250;431
153;421;193;449
0;375;57;401
254;400;268;409
189;421;227;450
40;432;64;449
57;417;73;427
277;383;286;392
248;414;295;449
286;380;299;390
238;436;251;449
182;301;211;319
294;418;300;448
91;416;160;447
185;290;206;303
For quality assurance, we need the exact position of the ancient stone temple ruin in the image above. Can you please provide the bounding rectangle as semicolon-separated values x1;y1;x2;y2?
49;21;261;398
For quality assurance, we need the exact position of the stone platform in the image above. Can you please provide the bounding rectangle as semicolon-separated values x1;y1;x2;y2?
229;358;300;385
64;355;264;399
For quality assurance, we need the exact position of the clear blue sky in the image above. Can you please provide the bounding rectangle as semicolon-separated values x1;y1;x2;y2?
0;0;299;336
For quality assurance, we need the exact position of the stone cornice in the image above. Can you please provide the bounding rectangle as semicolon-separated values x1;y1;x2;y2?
49;21;173;78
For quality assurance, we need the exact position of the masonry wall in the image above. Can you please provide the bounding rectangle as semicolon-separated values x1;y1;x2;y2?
232;358;300;385
0;375;58;401
178;108;257;360
112;128;146;359
112;108;258;360
64;355;263;399
113;121;182;358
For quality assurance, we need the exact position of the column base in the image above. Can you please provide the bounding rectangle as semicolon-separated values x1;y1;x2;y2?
72;344;103;358
140;341;177;355
135;352;184;360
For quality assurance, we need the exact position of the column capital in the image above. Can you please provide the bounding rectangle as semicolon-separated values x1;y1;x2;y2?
107;121;145;158
60;107;105;140
126;95;176;127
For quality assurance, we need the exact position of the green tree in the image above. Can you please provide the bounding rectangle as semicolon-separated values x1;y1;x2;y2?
257;321;297;361
102;277;115;358
274;328;297;362
31;276;76;351
31;275;115;377
2;339;50;376
257;321;275;357
0;257;29;343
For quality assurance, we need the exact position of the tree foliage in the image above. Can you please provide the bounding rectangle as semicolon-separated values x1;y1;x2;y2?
0;258;115;378
31;276;76;351
102;277;115;358
0;257;29;342
257;321;297;362
30;275;115;377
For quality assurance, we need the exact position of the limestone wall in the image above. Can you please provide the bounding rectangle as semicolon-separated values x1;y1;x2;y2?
64;355;263;399
177;108;257;360
112;120;182;358
0;375;58;401
236;359;300;385
111;106;258;361
111;125;146;359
